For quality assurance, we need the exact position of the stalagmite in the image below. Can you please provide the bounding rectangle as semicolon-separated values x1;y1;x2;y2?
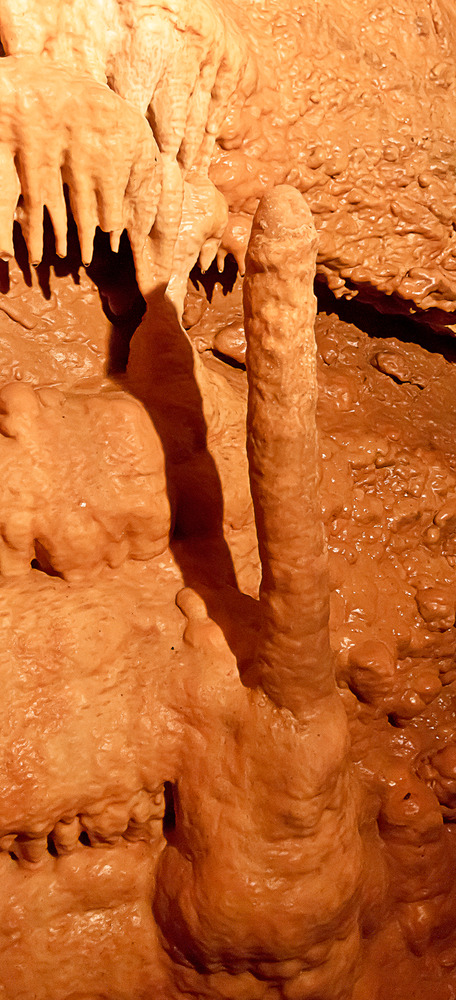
244;184;333;713
147;188;363;1000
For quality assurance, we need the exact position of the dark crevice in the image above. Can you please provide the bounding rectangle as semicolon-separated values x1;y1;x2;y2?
78;831;91;847
86;228;146;375
31;542;64;579
163;781;176;838
212;348;246;371
372;368;424;390
315;278;456;364
47;834;58;857
30;559;63;579
12;194;145;375
190;254;238;302
13;215;32;287
0;260;9;294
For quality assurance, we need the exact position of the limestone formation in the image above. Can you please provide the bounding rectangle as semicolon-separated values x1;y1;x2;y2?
0;186;365;1000
2;2;456;320
0;3;456;1000
0;382;171;578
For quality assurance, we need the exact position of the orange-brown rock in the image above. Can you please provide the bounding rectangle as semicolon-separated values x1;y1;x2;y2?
0;2;456;999
0;381;171;577
2;1;456;321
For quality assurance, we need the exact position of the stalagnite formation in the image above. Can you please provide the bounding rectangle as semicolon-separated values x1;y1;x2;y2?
243;185;334;711
152;186;364;997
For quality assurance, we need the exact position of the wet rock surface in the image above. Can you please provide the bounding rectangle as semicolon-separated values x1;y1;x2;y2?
2;1;456;988
185;261;456;998
1;229;456;994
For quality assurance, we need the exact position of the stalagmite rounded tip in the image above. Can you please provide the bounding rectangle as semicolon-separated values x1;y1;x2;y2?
250;184;315;242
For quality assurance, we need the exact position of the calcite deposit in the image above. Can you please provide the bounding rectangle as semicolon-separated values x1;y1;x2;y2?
0;381;171;577
2;0;456;319
1;2;456;999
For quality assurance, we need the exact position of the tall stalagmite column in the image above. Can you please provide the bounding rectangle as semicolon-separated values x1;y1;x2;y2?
244;184;333;715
